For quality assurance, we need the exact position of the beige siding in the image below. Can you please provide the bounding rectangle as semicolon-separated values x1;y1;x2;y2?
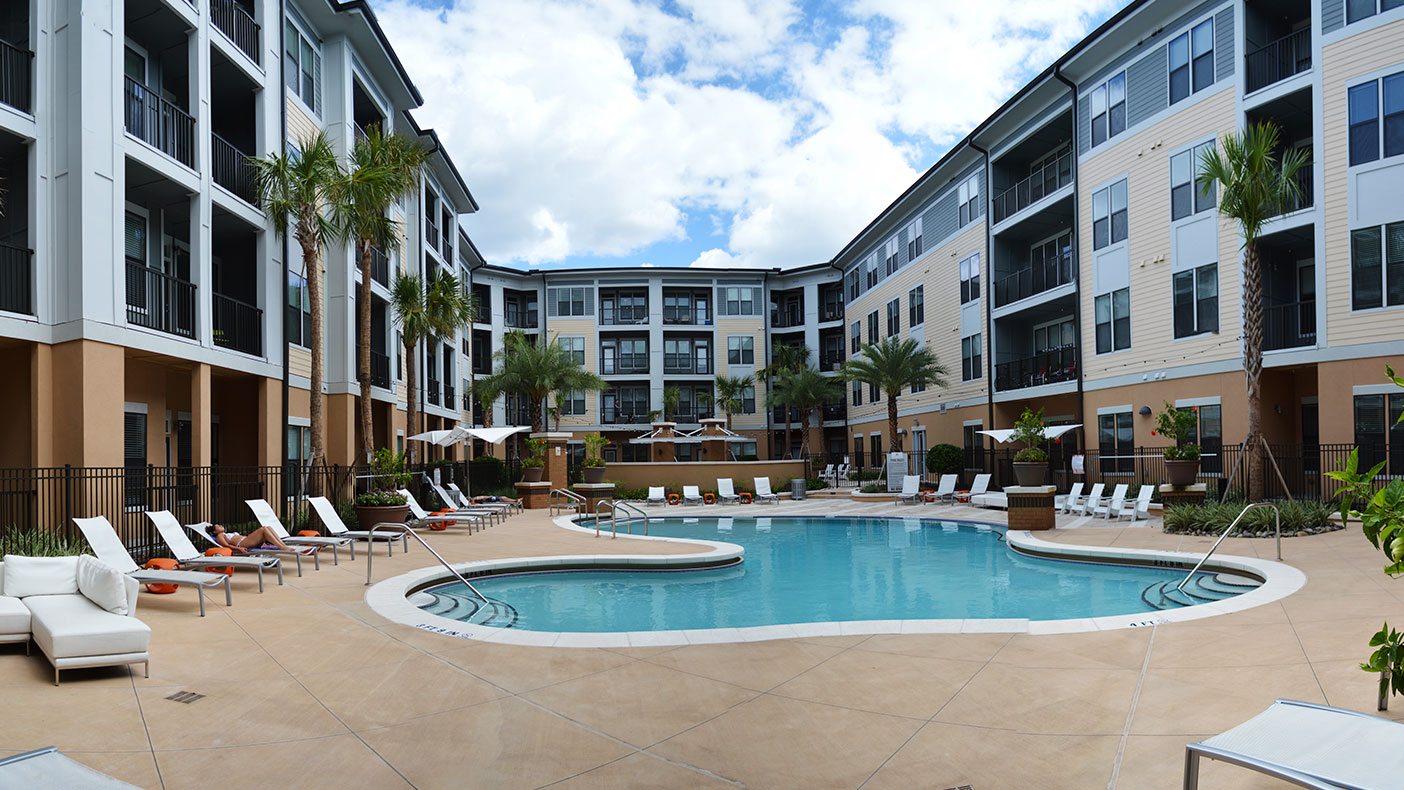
550;318;600;426
288;345;311;380
713;317;766;430
1321;27;1404;346
285;97;321;144
1078;87;1242;383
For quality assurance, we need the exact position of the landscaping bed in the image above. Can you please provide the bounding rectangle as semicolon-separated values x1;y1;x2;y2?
1162;500;1342;538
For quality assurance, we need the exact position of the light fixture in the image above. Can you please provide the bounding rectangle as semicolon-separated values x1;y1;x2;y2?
1138;406;1152;416
1274;404;1283;415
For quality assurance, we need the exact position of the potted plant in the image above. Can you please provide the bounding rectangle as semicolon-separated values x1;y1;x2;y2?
355;448;411;531
1011;407;1049;486
521;437;547;482
581;432;608;483
1156;402;1201;486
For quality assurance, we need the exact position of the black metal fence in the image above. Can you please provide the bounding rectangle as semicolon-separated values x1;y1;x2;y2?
213;292;263;356
210;0;260;63
0;38;32;115
211;132;256;204
1245;27;1311;94
0;243;33;316
124;76;196;168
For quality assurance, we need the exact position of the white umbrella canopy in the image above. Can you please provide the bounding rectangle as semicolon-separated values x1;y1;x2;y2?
977;425;1079;444
406;428;458;446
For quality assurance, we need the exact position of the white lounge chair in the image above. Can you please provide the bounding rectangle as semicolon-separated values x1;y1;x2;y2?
895;474;921;504
73;516;232;617
145;510;283;591
754;477;779;503
1093;483;1129;519
1056;482;1084;514
0;746;147;787
398;488;488;532
682;486;703;505
246;499;356;562
929;474;957;504
429;482;505;525
646;486;667;505
1080;483;1106;516
717;479;740;504
1118;484;1155;522
308;496;410;556
1185;699;1404;789
818;464;836;486
185;521;318;575
837;464;851;487
955;474;990;505
447;482;523;514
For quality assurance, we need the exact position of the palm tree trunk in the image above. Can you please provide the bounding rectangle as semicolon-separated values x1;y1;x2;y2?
357;239;374;463
886;394;899;453
302;226;325;484
1243;239;1265;501
529;396;543;434
404;335;419;464
782;414;792;459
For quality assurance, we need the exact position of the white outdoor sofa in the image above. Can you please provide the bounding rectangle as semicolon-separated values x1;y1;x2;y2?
0;555;151;685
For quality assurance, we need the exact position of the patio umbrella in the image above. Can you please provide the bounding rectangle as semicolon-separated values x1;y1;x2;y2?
444;425;530;498
406;428;458;446
976;425;1080;444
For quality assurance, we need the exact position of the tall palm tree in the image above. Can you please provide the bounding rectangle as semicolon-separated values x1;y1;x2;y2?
250;132;342;470
840;337;949;453
781;366;843;460
765;371;799;459
1199;122;1309;502
472;376;503;428
333;125;429;463
661;385;681;423
489;332;606;433
391;271;476;463
713;374;751;431
762;342;811;458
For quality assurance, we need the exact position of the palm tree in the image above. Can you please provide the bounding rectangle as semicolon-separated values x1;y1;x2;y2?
1199;122;1309;502
250;132;341;469
333;125;429;463
391;271;476;463
661;385;681;423
762;342;811;458
489;332;606;433
781;366;843;461
472;376;503;428
765;371;799;458
840;337;949;453
713;374;751;431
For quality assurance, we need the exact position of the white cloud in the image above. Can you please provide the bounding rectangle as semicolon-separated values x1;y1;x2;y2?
373;0;1119;269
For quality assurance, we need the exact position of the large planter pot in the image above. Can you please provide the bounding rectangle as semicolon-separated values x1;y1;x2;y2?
522;466;544;482
1164;459;1201;487
583;466;606;484
1012;462;1048;486
355;504;410;532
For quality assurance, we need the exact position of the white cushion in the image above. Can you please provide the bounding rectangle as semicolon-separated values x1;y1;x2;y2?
2;555;79;597
0;595;29;636
26;594;150;659
76;555;130;616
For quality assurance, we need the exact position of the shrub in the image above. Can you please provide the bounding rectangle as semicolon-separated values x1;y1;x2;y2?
469;455;508;489
1162;499;1338;536
926;444;962;475
369;447;411;490
0;527;90;557
356;489;407;507
582;433;608;468
860;483;884;493
805;478;826;490
1014;447;1048;463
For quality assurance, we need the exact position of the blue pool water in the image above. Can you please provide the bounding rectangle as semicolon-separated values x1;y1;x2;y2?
418;517;1249;631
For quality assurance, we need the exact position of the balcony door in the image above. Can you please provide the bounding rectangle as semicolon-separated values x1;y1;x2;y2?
1296;258;1315;340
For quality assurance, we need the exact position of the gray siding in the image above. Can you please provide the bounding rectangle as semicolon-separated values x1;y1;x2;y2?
1323;0;1344;34
1126;45;1168;130
1077;92;1090;155
1081;0;1228;90
925;193;957;249
1214;7;1234;78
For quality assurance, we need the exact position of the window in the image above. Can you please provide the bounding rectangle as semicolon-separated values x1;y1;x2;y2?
866;311;878;344
558;336;585;365
740;385;756;414
961;334;981;381
963;424;984;470
662;290;710;325
1348;0;1404;25
286;271;312;348
847;268;861;301
124;211;148;311
1185;404;1223;473
284;19;322;115
1098;412;1134;473
124;409;147;508
959;253;980;304
600;338;648;374
912;379;926;394
549;287;589;317
720;286;761;316
886;298;900;337
852;381;862;407
908;286;924;327
285;423;311;497
906;218;924;260
560;390;586;415
870;434;883;464
1171;142;1217;220
727;335;755;365
1352;223;1404;310
1173;264;1219;337
1034;318;1076;353
1095;288;1131;353
1169;19;1213;106
1090;72;1127;147
1092;180;1128;249
1350;72;1404;166
851;320;862;354
884;237;900;276
869;383;880;402
957;173;981;227
866;255;878;289
1354;393;1404;472
601;289;647;324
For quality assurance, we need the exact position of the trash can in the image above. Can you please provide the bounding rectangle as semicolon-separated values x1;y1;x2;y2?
790;479;807;500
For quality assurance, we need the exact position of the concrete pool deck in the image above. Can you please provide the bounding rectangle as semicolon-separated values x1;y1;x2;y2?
2;498;1400;789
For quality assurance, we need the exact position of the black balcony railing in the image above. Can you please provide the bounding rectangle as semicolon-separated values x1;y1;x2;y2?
212;293;262;356
426;378;441;406
600;305;649;325
210;0;260;63
441;232;452;261
994;346;1077;392
425;222;440;254
819;305;843;323
370;350;391;389
0;38;33;114
506;407;531;426
443;382;456;410
822;402;846;421
772;306;804;328
1267;164;1313;217
672;408;715;423
820;353;844;372
369;247;389;287
211;133;255;204
504;309;537;329
992;150;1073;224
771;406;803;424
0;243;33;315
1245;27;1311;93
662;306;712;325
601;409;646;425
1264;300;1316;351
461;383;471;412
124;77;195;168
126;262;196;338
993;255;1075;308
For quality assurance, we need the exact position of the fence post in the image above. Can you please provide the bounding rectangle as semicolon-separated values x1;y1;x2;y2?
61;464;73;539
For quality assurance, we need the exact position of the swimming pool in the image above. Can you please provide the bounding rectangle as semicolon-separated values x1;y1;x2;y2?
414;516;1258;632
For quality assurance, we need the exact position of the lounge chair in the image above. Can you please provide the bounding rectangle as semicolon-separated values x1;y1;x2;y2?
1118;484;1155;522
1080;483;1106;516
447;482;523;514
72;516;231;617
398;488;488;532
930;474;957;504
895;474;921;504
754;477;779;504
429;482;505;525
1185;699;1404;789
682;486;703;505
954;473;990;505
646;486;667;505
717;478;740;504
186;521;318;575
0;746;145;788
145;510;283;591
818;464;836;486
1055;482;1084;514
246;499;355;562
308;496;410;556
837;463;852;487
1093;483;1129;519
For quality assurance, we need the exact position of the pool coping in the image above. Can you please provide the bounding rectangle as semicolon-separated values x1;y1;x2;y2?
363;513;1308;647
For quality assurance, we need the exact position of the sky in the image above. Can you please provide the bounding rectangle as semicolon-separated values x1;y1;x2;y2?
372;0;1128;271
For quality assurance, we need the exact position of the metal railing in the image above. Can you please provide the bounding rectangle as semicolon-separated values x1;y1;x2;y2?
992;150;1073;224
993;255;1074;307
0;243;33;315
594;499;649;538
211;133;256;204
994;347;1077;392
771;306;804;328
364;524;492;612
443;382;456;411
1245;27;1311;93
426;379;441;406
124;76;196;168
213;293;262;356
370;247;389;287
126;262;196;338
550;487;584;516
662;306;712;325
1264;300;1316;351
210;0;260;62
1176;503;1280;593
424;222;440;253
1266;165;1312;217
600;306;649;326
370;350;391;389
0;38;33;114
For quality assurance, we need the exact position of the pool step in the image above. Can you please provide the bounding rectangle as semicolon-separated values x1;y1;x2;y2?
417;587;519;628
1140;572;1260;611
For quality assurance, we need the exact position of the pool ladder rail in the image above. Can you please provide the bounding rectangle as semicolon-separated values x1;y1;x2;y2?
363;522;492;609
550;488;586;517
595;500;649;538
1175;502;1280;594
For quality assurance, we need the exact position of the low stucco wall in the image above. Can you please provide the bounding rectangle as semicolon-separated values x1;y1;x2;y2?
599;460;808;492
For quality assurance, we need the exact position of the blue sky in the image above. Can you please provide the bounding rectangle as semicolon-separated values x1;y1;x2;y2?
373;0;1127;271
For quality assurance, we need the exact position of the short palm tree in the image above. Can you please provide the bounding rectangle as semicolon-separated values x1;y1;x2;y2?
840;337;948;453
391;271;476;463
471;376;504;428
1199;122;1309;502
661;385;681;422
713;374;751;431
781;366;843;460
333;125;429;463
762;342;811;458
250;132;341;469
489;332;606;433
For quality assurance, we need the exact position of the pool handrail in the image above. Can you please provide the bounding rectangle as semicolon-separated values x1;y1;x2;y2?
593;499;649;538
551;488;585;516
1174;502;1280;593
363;522;491;607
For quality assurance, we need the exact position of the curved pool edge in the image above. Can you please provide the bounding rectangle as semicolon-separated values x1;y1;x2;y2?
364;514;1308;647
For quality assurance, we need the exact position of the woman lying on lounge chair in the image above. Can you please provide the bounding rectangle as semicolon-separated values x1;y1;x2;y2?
210;523;291;553
472;495;520;505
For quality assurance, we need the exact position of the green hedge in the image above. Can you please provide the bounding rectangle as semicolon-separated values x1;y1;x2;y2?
1162;500;1339;537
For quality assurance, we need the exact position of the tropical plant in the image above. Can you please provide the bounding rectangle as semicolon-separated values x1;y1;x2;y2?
1363;624;1404;711
1198;122;1310;502
522;437;548;469
761;342;811;458
777;366;842;460
0;528;90;557
356;489;408;507
489;332;606;433
582;432;608;469
332;125;430;463
926;444;962;476
471;376;503;428
367;447;411;490
391;271;476;462
1154;402;1201;461
250;131;342;469
839;337;948;452
661;385;681;422
713;374;750;431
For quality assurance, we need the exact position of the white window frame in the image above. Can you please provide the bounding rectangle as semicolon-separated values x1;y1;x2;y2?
727;335;754;366
558;335;585;365
1094;287;1132;354
1091;178;1128;251
1089;71;1126;148
284;14;323;118
957;173;981;227
1350;222;1404;312
961;333;982;382
1170;138;1218;223
884;237;900;276
1168;14;1215;106
1172;263;1220;339
908;285;924;328
959;252;980;304
906;217;924;260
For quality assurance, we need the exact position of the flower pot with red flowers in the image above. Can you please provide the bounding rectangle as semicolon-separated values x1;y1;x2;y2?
355;448;411;530
1010;407;1050;486
1155;402;1202;487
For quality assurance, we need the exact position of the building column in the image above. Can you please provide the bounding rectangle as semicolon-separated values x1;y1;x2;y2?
50;339;125;467
257;376;280;467
191;363;212;467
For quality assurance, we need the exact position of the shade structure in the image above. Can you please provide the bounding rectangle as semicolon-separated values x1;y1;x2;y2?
977;424;1080;444
628;426;754;444
446;425;530;446
406;428;458;446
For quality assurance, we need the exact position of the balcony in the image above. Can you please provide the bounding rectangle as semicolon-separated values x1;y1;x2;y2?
210;0;260;64
993;257;1074;308
992;150;1072;224
426;379;441;407
663;360;713;375
1267;165;1312;217
370;247;389;287
370;350;391;389
600;305;648;326
124;77;196;169
126;263;196;339
673;407;715;423
771;306;804;329
601;408;646;425
425;222;440;255
820;352;844;372
601;357;648;376
0;243;32;315
772;406;802;424
443;382;456;410
819;305;843;323
211;133;255;204
212;293;262;356
441;231;452;261
0;38;33;114
461;381;471;411
994;346;1077;392
1246;28;1310;94
1264;300;1315;351
822;401;846;421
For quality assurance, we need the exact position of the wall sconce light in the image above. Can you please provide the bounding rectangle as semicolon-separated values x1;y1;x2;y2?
1138;406;1152;416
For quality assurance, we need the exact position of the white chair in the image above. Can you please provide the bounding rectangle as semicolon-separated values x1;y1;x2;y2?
146;510;283;591
1094;483;1129;519
930;474;957;505
397;489;488;532
1080;483;1106;516
895;474;921;504
754;477;779;503
1120;484;1155;522
308;496;410;556
447;482;523;514
1055;482;1084;514
186;521;318;576
955;473;991;505
429;482;505;525
717;478;740;504
73;516;232;617
818;464;836;486
246;498;356;561
682;486;703;505
837;464;851;487
646;486;666;505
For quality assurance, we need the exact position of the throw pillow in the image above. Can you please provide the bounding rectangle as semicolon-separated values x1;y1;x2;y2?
2;555;80;597
76;554;130;615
